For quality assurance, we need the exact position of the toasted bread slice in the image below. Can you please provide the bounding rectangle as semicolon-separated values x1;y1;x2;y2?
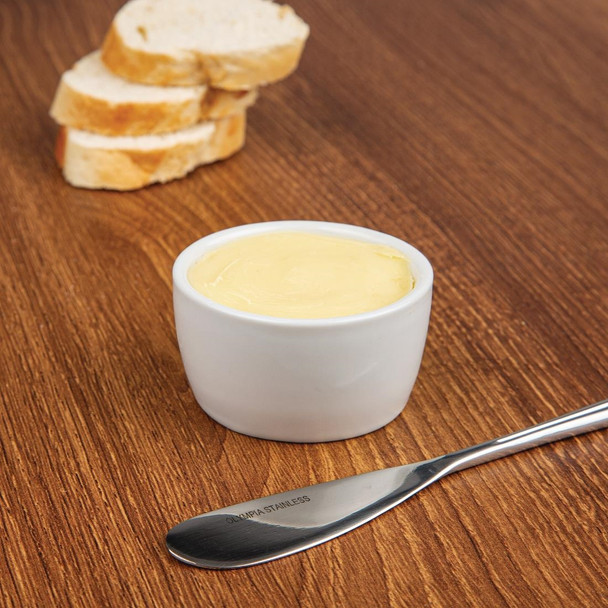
101;0;309;89
55;112;246;190
50;51;257;135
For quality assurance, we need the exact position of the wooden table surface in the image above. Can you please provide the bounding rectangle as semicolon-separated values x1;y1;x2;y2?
2;0;607;606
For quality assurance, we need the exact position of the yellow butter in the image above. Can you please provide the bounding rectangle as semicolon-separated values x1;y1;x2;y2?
187;231;413;319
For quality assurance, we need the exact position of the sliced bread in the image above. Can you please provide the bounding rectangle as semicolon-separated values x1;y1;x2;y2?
101;0;309;89
50;51;257;136
55;112;246;190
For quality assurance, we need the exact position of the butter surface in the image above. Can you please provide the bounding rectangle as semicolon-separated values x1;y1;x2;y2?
188;231;413;318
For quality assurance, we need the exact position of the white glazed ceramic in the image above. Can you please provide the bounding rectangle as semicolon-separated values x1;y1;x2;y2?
173;221;433;442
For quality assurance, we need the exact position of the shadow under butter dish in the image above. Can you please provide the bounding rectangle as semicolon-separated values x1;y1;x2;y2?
173;221;433;442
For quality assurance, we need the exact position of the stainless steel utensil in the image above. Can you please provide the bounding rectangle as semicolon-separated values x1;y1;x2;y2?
166;399;608;569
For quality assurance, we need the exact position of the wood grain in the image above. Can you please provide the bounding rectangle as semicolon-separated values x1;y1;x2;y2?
1;0;607;606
